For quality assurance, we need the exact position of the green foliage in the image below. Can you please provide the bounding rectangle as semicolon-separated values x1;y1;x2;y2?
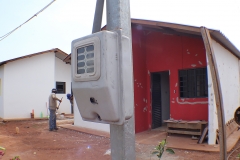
0;146;5;151
10;156;21;160
237;153;240;158
152;139;175;159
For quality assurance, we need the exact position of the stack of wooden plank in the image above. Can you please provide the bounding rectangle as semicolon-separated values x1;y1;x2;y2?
164;119;208;136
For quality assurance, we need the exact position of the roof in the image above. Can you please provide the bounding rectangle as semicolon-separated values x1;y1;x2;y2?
63;19;240;63
63;54;71;64
0;48;68;66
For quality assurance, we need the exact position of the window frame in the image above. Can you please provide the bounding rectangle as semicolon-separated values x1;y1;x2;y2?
56;82;66;94
179;67;208;98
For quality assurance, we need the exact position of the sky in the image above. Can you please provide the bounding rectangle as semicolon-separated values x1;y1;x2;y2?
0;0;240;62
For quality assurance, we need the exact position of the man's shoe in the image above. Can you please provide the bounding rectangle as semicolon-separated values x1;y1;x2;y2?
49;129;57;132
54;128;58;130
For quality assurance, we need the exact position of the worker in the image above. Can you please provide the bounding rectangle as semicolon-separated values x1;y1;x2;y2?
67;93;73;105
48;88;62;131
67;93;74;114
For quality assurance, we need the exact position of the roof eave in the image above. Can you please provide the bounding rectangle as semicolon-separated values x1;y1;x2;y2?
63;53;71;64
0;48;68;66
209;30;240;58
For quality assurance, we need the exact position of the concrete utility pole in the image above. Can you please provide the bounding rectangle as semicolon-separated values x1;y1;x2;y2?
106;0;136;160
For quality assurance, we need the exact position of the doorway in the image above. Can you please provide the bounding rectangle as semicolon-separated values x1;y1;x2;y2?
151;71;170;129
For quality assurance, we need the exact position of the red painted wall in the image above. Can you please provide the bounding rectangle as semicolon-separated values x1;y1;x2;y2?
132;27;208;133
132;29;149;132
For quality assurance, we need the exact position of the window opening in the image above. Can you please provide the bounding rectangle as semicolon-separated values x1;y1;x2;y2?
179;68;208;98
56;82;66;94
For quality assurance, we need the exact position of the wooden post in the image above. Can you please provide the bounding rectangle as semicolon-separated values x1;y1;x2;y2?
200;27;227;160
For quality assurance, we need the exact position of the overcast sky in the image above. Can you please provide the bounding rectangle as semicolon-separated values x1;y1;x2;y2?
0;0;240;62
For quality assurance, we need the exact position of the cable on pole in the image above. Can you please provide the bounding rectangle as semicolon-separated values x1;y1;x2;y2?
0;0;56;42
92;0;104;33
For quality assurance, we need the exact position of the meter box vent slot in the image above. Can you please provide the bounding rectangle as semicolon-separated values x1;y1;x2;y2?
77;45;95;74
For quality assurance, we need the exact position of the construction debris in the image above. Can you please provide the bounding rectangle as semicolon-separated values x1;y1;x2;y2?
104;149;111;155
16;127;19;134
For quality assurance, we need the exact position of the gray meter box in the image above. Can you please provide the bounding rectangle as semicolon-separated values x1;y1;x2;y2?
71;30;133;125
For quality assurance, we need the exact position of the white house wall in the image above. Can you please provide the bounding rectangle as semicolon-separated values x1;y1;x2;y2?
207;60;218;144
3;52;55;119
0;65;4;118
55;57;71;114
74;98;110;133
207;39;240;144
212;40;240;122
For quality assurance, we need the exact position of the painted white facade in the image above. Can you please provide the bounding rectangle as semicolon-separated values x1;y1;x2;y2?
74;98;110;133
208;39;240;144
0;65;4;118
207;59;218;144
0;51;71;119
213;40;240;121
55;57;72;114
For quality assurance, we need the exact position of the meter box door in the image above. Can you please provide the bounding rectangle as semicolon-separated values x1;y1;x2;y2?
71;30;133;125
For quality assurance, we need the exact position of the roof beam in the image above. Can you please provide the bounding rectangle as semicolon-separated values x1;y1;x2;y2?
200;27;227;160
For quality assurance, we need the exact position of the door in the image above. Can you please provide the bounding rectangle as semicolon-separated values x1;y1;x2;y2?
151;71;170;129
151;73;162;129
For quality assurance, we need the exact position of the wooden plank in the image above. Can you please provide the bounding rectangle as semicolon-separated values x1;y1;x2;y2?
165;120;208;137
226;130;240;152
226;120;238;138
198;121;208;124
198;125;208;144
187;121;201;124
216;134;219;144
156;22;200;33
167;129;201;135
200;27;227;160
167;123;202;129
164;120;207;124
216;129;220;144
164;120;180;123
164;120;173;123
178;121;188;123
234;121;239;129
131;19;200;33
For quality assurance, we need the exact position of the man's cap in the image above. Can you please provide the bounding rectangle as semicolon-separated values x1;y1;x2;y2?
52;88;57;92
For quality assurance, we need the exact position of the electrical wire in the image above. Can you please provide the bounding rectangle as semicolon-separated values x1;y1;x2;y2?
0;0;56;42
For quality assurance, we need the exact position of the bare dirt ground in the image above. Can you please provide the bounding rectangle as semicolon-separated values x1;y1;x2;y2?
0;119;237;160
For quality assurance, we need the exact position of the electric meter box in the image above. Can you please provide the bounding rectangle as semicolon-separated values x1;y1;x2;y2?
71;30;133;125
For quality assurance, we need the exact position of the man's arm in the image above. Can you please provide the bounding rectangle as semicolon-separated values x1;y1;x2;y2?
52;94;62;102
